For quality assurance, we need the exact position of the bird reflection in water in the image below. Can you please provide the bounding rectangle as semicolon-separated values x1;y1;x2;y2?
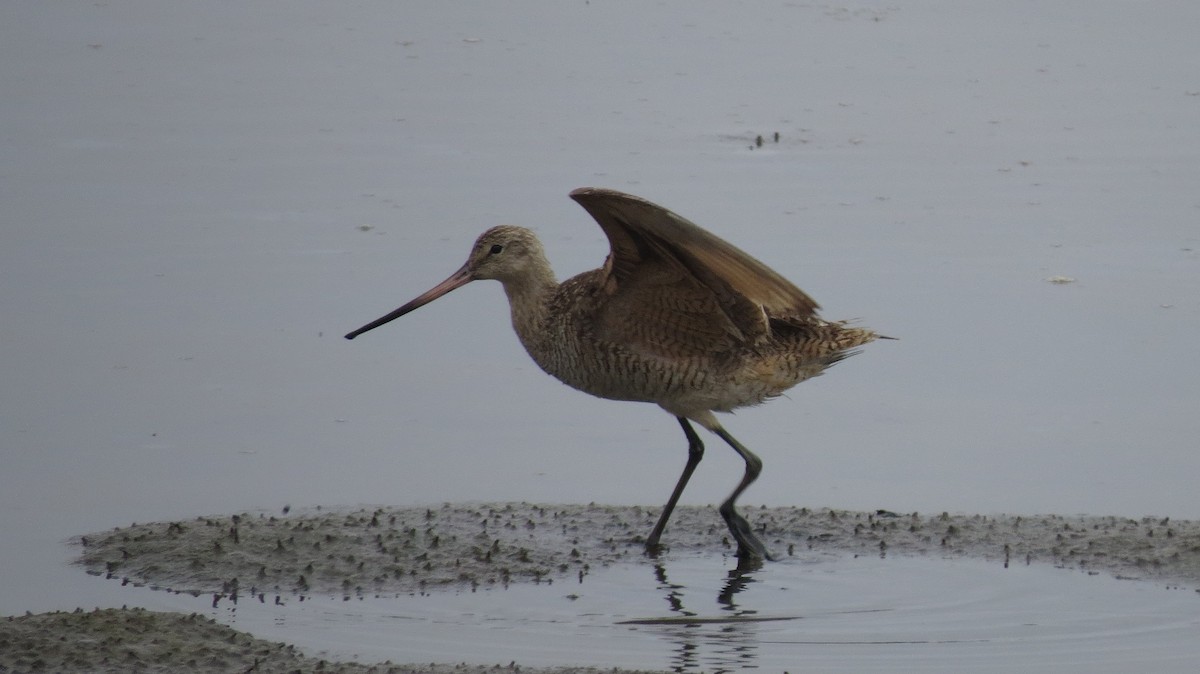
617;559;799;673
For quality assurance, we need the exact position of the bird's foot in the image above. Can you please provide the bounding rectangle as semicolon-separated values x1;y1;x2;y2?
732;550;765;573
720;505;776;562
735;533;776;563
643;540;667;558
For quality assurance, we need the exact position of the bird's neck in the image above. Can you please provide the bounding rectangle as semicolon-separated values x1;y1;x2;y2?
500;262;558;341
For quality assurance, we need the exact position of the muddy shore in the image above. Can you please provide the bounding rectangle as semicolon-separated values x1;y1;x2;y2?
3;502;1198;673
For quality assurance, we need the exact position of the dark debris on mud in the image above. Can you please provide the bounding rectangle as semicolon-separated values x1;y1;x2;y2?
74;502;1200;600
0;607;664;674
6;503;1199;674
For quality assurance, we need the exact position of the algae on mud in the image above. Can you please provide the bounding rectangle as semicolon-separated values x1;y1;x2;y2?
74;502;1200;599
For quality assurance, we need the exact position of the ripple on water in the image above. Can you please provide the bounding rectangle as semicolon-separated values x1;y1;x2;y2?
136;553;1200;673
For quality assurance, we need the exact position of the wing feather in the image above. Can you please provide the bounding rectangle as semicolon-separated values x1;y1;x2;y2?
570;187;820;356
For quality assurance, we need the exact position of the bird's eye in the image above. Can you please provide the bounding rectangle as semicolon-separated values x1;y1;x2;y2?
489;244;504;255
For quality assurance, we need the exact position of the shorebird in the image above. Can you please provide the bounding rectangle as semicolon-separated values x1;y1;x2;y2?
346;188;882;561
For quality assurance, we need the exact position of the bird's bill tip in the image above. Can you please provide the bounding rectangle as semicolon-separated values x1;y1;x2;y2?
344;263;474;340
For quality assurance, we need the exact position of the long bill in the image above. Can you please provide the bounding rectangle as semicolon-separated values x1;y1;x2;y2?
344;262;474;340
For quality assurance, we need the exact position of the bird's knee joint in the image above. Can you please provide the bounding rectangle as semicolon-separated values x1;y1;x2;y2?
746;458;762;477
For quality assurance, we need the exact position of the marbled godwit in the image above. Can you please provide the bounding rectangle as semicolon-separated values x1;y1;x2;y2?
346;188;882;561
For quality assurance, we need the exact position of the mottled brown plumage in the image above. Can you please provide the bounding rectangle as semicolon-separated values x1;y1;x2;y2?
346;188;883;561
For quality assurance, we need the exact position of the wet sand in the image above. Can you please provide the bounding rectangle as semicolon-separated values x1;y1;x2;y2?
2;502;1197;673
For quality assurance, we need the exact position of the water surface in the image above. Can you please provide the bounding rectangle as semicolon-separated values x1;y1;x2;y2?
75;552;1200;673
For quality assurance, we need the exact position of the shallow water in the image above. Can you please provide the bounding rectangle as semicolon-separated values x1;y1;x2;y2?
3;1;1199;670
77;552;1200;673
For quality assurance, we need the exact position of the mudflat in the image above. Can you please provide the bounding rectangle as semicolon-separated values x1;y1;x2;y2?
3;503;1197;673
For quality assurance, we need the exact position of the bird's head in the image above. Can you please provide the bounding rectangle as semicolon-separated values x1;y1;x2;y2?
462;225;546;283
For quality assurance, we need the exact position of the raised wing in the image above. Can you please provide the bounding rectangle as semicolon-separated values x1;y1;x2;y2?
569;187;819;356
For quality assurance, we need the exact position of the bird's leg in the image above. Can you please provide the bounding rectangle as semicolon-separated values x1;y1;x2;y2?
645;417;705;555
712;427;776;562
